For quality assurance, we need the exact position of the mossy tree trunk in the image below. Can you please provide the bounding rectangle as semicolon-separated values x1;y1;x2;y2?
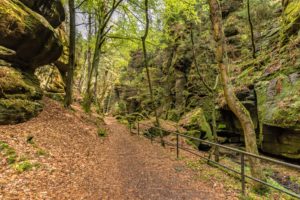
208;0;265;184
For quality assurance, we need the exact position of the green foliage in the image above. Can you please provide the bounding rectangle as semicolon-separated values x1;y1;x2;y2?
13;161;39;173
36;148;48;156
97;128;107;138
0;141;17;164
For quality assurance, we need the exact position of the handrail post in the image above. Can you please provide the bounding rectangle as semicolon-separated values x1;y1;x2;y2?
137;121;140;135
241;153;246;196
176;132;179;159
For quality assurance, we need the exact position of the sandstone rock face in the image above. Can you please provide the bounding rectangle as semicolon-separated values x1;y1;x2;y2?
0;0;65;125
218;0;300;159
55;24;69;73
35;65;65;101
0;61;43;124
0;0;63;68
19;0;65;28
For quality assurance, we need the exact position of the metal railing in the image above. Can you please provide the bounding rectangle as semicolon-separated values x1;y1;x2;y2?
129;120;300;199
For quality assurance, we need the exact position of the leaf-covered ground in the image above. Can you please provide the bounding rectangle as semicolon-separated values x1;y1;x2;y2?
0;98;237;199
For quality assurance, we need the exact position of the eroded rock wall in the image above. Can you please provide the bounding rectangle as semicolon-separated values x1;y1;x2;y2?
0;0;66;124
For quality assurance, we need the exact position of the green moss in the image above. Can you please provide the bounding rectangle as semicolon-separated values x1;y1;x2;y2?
256;74;300;130
0;99;42;114
281;0;300;44
0;66;42;100
0;98;43;125
181;108;213;139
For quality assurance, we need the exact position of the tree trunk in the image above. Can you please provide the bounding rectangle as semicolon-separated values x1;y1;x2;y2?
247;0;256;59
85;13;93;94
142;0;164;146
78;51;88;92
83;0;124;112
208;0;265;185
64;0;76;108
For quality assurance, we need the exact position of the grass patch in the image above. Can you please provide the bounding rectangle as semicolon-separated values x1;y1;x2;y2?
0;141;40;172
13;161;40;173
0;141;17;164
36;148;48;156
97;128;107;138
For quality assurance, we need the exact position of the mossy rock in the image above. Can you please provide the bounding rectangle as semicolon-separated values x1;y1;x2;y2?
0;99;43;125
281;0;300;45
179;108;213;147
261;125;300;159
0;65;42;100
0;63;43;125
19;0;65;28
255;72;300;159
0;0;63;68
256;73;300;130
0;46;17;63
54;24;69;73
35;65;65;94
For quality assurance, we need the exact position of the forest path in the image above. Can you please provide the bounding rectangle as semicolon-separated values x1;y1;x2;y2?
0;98;231;199
101;117;223;199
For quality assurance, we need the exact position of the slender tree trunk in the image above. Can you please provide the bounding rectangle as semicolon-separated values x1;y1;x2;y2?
93;67;99;104
64;0;76;108
142;0;164;146
208;0;265;184
247;0;256;59
105;86;114;114
85;13;93;93
78;51;88;92
84;29;102;112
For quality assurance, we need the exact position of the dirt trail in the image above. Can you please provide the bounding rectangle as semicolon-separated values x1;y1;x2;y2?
0;98;232;199
102;117;218;199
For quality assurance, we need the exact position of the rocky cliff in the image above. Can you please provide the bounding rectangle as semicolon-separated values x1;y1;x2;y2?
0;0;66;124
117;0;300;159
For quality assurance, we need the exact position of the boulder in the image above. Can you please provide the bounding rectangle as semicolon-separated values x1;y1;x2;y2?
179;108;213;148
0;0;65;124
18;0;65;28
0;0;63;68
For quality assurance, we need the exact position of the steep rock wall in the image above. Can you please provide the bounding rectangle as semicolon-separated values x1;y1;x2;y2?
0;0;66;125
